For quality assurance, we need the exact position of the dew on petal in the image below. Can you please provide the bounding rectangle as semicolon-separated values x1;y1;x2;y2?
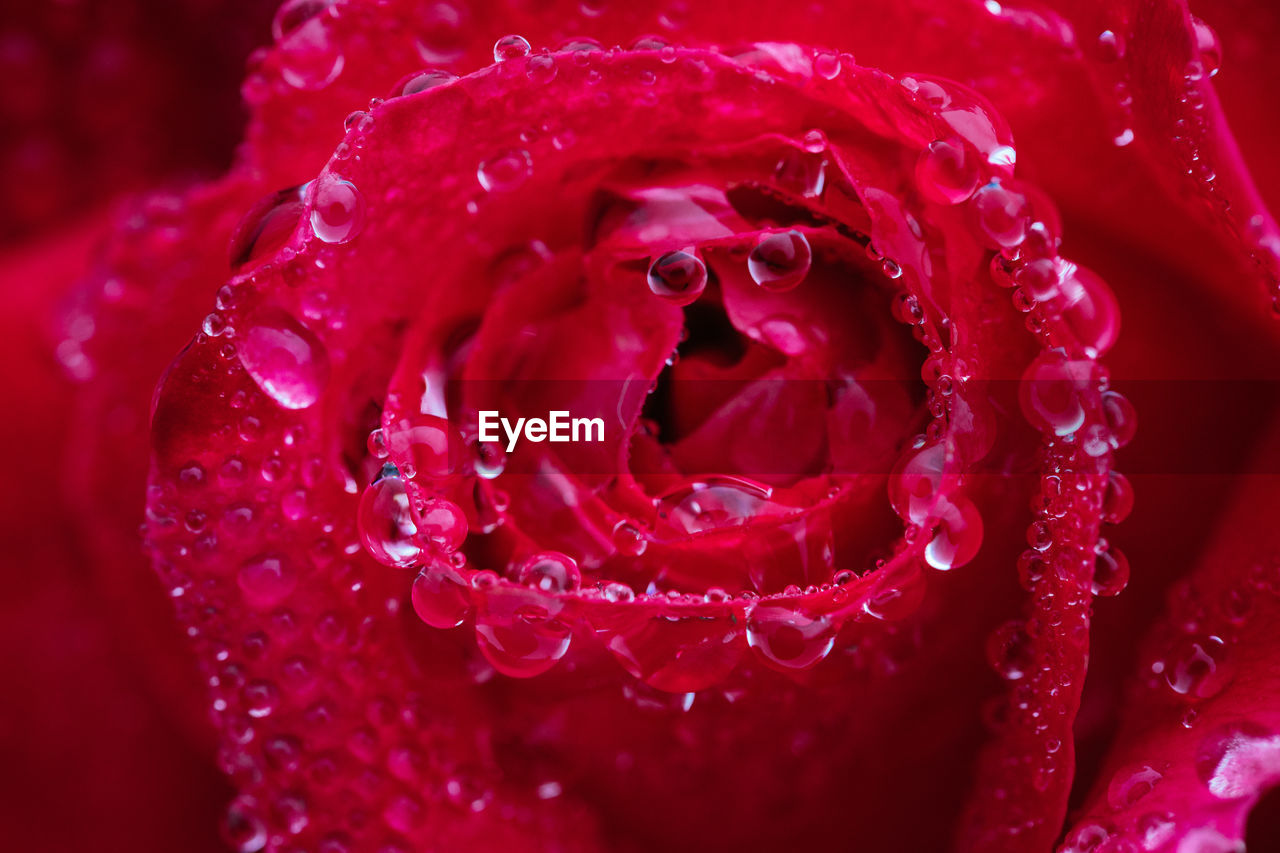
493;34;532;62
986;619;1034;680
647;250;708;305
1107;763;1164;810
394;68;458;97
924;495;983;570
411;556;473;629
309;175;365;244
237;309;330;409
237;554;297;609
477;149;533;192
1091;540;1130;597
412;497;468;551
474;586;572;677
971;180;1030;250
229;184;309;269
516;551;582;593
916;138;979;204
748;230;812;292
357;468;421;569
745;605;836;671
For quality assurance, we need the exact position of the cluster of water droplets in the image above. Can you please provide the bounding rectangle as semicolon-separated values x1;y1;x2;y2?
212;29;1144;724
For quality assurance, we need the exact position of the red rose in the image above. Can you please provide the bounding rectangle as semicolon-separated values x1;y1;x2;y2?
5;1;1280;852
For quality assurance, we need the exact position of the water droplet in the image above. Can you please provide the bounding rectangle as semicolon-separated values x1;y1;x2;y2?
748;230;812;291
413;1;467;64
276;4;343;90
394;68;457;97
646;250;707;305
1019;350;1100;437
655;478;778;536
611;521;648;556
745;605;836;671
916;138;980;204
477;149;532;192
888;440;956;525
223;795;268;852
802;129;827;153
1096;30;1124;62
411;556;472;628
1102;470;1134;523
358;469;421;568
1057;264;1120;357
971;180;1030;250
237;308;330;409
493;34;531;62
238;554;297;608
474;586;572;677
526;52;557;83
516;551;582;593
1107;763;1163;809
986;619;1034;679
412;497;468;551
602;581;636;602
1162;634;1231;698
1060;822;1113;853
1195;722;1280;799
1101;390;1137;448
924;495;983;570
1091;540;1130;597
813;50;840;80
309;175;364;244
229;184;309;268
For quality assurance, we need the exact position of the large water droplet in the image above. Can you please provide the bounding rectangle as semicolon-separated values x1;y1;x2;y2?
1019;350;1100;437
916;138;979;204
971;180;1030;250
223;795;268;853
309;175;365;244
229;184;308;269
412;497;468;551
748;230;812;291
986;619;1034;680
1091;540;1130;597
924;495;983;570
237;309;330;409
1161;634;1232;699
474;586;572;677
1107;763;1164;810
601;609;744;692
888;440;956;525
655;478;779;536
477;149;532;192
276;4;343;90
1056;263;1120;357
394;68;458;97
1102;470;1134;523
745;605;836;671
411;556;472;628
493;34;531;62
358;468;421;568
237;554;297;608
516;551;582;593
647;250;707;305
